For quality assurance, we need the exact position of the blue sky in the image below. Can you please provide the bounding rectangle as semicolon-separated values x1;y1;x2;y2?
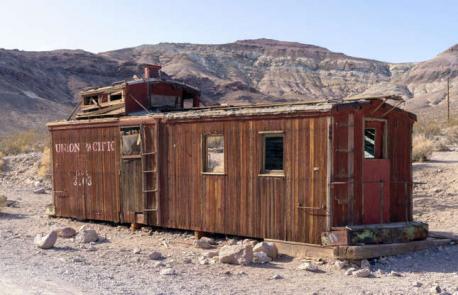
0;0;457;62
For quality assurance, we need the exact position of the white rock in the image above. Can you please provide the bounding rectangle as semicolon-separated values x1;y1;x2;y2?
297;262;320;272
160;268;176;276
149;251;164;260
198;256;210;265
271;274;283;280
242;239;257;247
194;237;216;249
345;267;357;276
253;242;278;259
33;187;46;194
219;244;253;265
76;228;98;243
353;268;372;278
34;231;57;249
132;248;141;254
226;239;238;245
253;251;272;264
334;260;348;270
56;227;77;238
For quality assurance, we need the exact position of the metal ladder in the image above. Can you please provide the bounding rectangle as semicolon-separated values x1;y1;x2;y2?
140;123;159;224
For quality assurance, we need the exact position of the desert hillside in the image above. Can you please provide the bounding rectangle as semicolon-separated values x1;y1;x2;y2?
0;39;457;135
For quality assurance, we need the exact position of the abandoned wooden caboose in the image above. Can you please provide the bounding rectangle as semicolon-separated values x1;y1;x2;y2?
48;65;429;258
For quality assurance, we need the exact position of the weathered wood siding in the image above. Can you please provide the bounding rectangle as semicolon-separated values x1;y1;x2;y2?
51;126;121;222
331;101;415;226
159;114;330;244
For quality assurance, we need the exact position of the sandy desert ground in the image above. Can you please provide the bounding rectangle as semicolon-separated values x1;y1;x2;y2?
0;149;457;295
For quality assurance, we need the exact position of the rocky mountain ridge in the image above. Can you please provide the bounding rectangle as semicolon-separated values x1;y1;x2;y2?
0;38;457;135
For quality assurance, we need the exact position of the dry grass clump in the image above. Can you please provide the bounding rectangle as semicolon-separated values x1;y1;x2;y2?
38;147;51;179
0;129;48;155
0;151;4;171
412;134;435;162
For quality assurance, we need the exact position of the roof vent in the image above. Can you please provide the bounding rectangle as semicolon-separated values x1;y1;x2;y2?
144;64;162;79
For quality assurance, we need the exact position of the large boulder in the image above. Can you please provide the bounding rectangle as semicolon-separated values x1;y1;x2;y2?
56;227;77;239
76;227;98;243
34;231;57;249
253;242;278;259
219;244;253;265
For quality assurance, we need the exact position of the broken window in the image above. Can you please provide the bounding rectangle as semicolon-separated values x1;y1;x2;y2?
121;127;142;156
364;128;376;159
203;135;224;173
83;95;99;106
262;133;284;173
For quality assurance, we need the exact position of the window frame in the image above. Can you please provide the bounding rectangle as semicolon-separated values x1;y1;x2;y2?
259;131;285;176
201;133;226;175
363;118;388;160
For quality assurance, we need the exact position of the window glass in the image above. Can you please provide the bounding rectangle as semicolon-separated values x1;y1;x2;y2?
121;127;142;155
263;135;284;172
204;135;224;173
364;128;376;159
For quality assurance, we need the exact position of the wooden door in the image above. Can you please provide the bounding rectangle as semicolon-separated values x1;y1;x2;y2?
362;120;390;224
120;127;144;223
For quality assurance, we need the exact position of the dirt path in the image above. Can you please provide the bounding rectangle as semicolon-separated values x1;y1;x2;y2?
0;152;457;294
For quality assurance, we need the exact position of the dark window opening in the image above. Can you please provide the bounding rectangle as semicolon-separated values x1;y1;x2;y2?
263;134;284;173
121;127;142;156
364;128;376;159
110;93;122;101
83;95;99;106
203;135;224;173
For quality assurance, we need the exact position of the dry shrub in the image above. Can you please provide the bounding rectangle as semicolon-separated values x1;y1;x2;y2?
0;129;48;155
413;120;442;138
0;151;4;171
412;134;434;162
38;147;51;179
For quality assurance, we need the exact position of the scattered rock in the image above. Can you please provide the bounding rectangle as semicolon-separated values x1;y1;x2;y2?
360;259;370;269
389;271;402;277
195;237;216;249
345;267;357;276
76;228;99;243
297;262;320;272
353;268;372;278
241;239;257;247
33;187;46;194
182;257;192;264
226;239;238;245
160;268;176;276
56;227;77;238
153;261;166;267
132;248;141;254
219;244;253;265
271;274;283;280
412;281;422;288
149;251;164;260
253;241;278;259
198;256;210;265
34;231;57;249
334;260;348;270
253;251;272;264
203;250;219;258
430;285;441;294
